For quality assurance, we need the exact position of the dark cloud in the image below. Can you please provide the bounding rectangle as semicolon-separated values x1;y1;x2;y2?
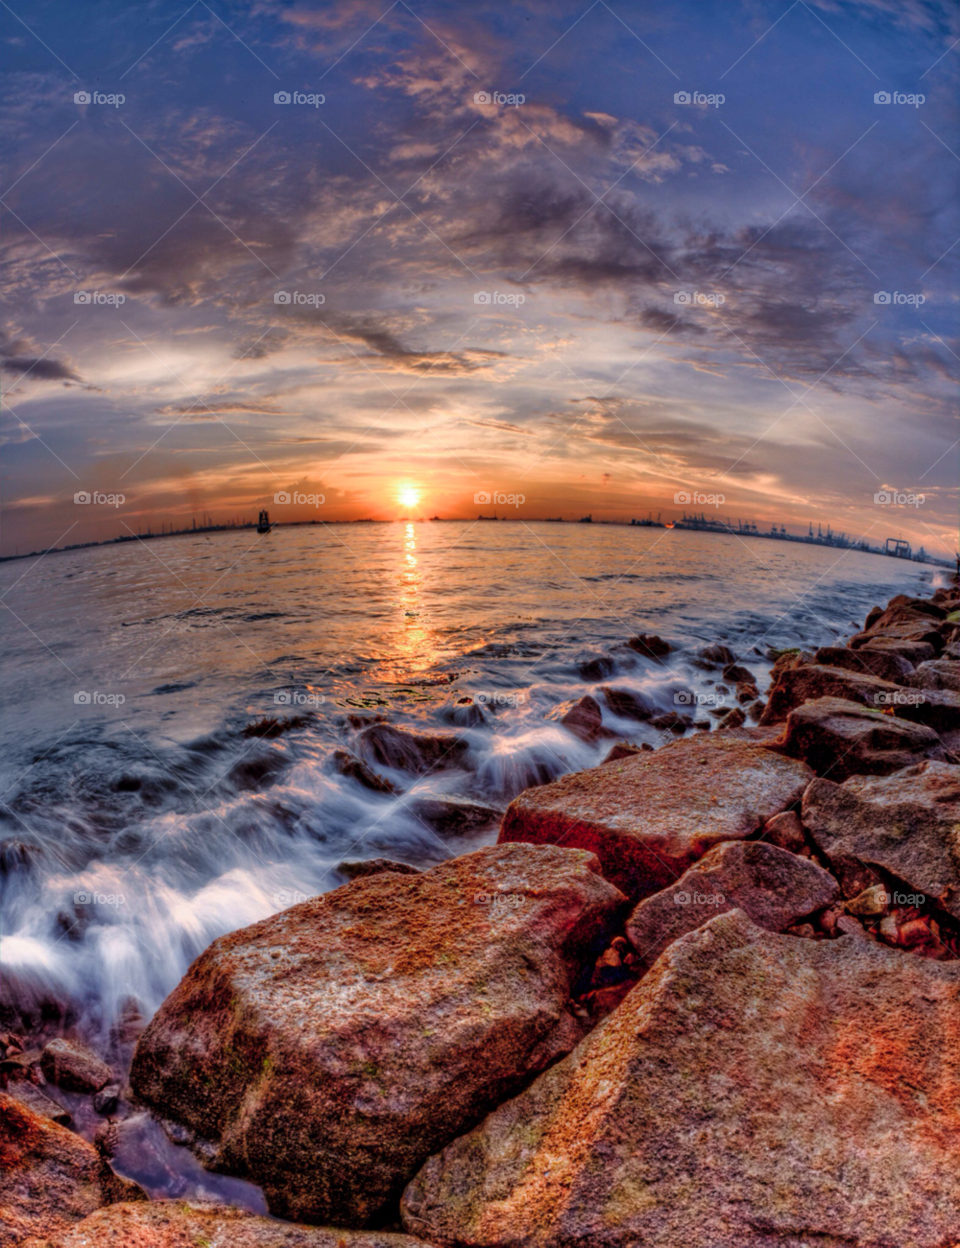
1;357;81;382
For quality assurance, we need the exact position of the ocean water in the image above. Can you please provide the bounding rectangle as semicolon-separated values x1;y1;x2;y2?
0;520;939;1039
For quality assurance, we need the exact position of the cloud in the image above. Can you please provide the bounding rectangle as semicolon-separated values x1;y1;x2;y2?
1;356;81;382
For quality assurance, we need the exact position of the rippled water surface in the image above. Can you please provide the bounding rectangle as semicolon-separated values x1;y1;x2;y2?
0;520;939;1034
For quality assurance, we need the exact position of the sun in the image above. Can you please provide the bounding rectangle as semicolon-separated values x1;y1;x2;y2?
398;485;421;510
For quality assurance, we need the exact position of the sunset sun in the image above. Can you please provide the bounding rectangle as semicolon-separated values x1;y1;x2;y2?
398;486;421;510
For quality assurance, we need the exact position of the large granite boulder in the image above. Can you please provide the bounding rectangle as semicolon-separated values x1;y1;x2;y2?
625;840;839;969
779;696;946;780
498;735;812;899
401;911;960;1248
760;663;903;724
130;845;625;1228
802;761;960;913
0;1092;104;1246
23;1201;437;1248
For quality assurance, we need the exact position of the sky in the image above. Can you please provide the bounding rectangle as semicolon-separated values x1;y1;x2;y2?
1;0;958;557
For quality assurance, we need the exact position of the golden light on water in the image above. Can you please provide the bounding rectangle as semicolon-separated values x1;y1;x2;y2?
397;485;421;510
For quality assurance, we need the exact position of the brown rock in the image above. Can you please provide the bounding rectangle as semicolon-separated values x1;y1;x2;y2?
626;634;670;659
721;662;754;684
498;734;812;899
886;594;948;619
601;741;641;764
908;658;960;692
401;911;960;1248
356;724;467;775
893;687;960;733
336;858;421;881
408;795;502;837
780;696;946;781
598;686;654;721
716;706;746;730
545;694;606;742
4;1079;72;1127
0;1092;103;1245
814;644;915;683
759;808;807;854
760;663;903;724
860;636;937;665
24;1201;437;1247
332;749;396;793
802;761;960;918
130;845;625;1228
40;1039;112;1094
625;840;839;969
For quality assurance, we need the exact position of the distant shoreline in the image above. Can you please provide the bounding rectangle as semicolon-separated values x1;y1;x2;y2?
0;515;953;569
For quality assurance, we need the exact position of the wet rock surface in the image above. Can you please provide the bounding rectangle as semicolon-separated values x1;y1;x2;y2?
760;663;902;723
498;734;812;899
356;724;468;775
625;840;839;969
401;911;960;1248
779;695;946;779
129;844;625;1228
545;695;607;742
39;1039;113;1094
22;1201;439;1248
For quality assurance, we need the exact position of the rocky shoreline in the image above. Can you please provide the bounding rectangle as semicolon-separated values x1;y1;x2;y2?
4;581;960;1247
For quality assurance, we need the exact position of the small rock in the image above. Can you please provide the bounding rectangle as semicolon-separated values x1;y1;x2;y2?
760;809;807;855
627;633;671;659
40;1038;113;1094
599;685;655;721
722;662;754;684
577;652;616;681
407;794;502;837
336;858;421;881
698;643;736;666
92;1083;121;1115
545;694;607;742
716;706;746;730
332;749;396;793
650;711;691;732
5;1078;72;1127
601;741;642;764
356;723;467;775
846;883;892;918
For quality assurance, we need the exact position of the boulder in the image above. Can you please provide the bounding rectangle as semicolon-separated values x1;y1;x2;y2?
802;761;960;915
498;735;812;899
336;858;421;881
130;845;625;1228
779;696;946;781
545;695;606;742
407;795;502;837
760;663;903;724
886;594;947;619
625;841;839;970
4;1079;72;1127
721;662;754;684
401;911;960;1248
759;809;807;854
849;606;945;653
598;686;654;721
814;644;915;684
908;658;960;692
0;1092;104;1245
601;742;641;764
332;749;396;793
23;1201;437;1248
860;636;937;665
40;1039;112;1094
697;643;736;666
577;653;615;681
356;724;467;775
893;687;960;733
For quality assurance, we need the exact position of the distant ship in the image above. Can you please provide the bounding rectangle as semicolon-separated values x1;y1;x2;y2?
579;514;592;523
257;510;272;534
